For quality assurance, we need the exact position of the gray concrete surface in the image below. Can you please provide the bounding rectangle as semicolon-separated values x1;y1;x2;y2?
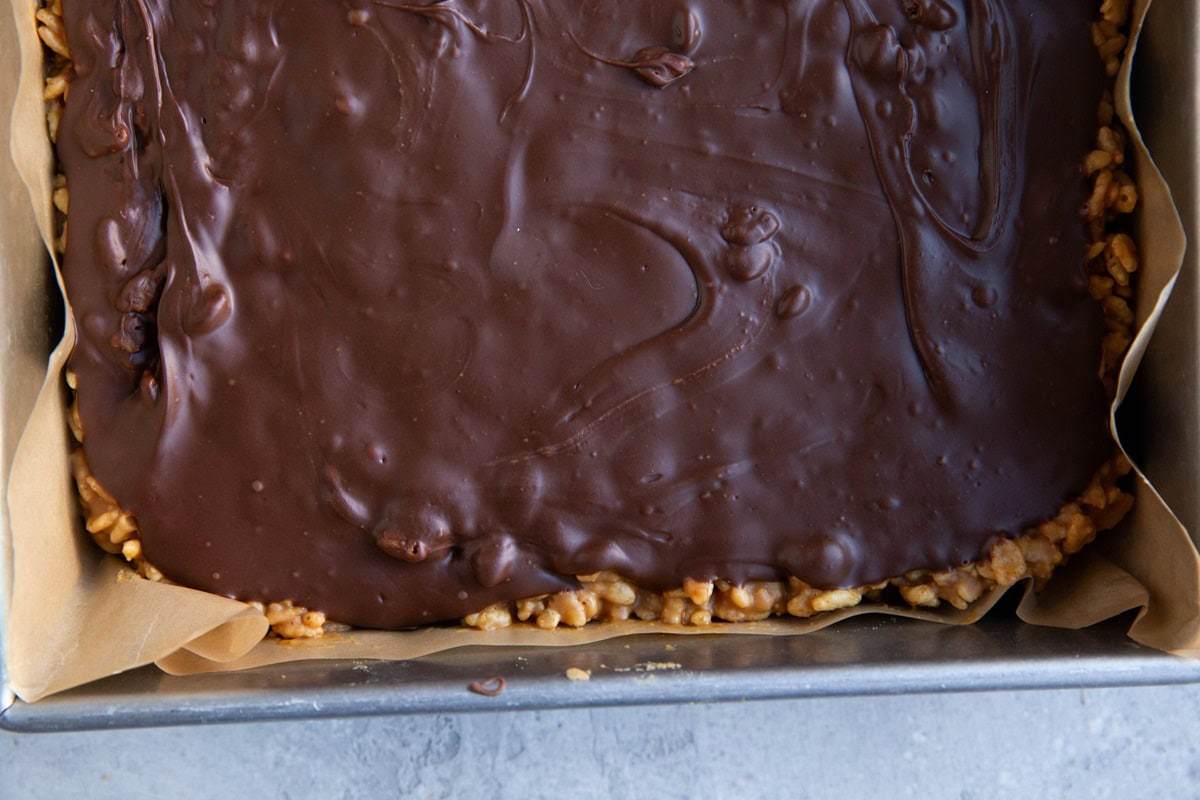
4;684;1199;798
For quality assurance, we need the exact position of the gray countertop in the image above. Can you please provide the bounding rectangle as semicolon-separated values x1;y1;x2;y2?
5;684;1200;797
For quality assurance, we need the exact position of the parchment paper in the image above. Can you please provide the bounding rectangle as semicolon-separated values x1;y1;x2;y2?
2;0;1195;703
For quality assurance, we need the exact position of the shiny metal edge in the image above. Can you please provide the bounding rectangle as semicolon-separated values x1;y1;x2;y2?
4;0;1200;731
4;616;1200;733
0;0;30;722
1121;0;1200;538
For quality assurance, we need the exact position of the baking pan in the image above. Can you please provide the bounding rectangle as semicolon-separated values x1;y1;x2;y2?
4;613;1200;733
3;0;1200;732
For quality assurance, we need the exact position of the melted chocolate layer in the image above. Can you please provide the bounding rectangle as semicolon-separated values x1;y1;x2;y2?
58;0;1111;628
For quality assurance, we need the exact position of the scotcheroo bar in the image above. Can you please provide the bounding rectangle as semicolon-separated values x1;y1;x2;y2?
46;0;1136;634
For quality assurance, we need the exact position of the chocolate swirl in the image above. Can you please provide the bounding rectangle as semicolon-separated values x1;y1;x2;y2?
58;0;1110;628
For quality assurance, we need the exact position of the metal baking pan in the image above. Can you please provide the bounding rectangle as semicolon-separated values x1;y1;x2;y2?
3;0;1199;732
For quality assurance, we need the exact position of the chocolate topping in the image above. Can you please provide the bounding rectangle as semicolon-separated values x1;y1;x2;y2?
58;1;1111;628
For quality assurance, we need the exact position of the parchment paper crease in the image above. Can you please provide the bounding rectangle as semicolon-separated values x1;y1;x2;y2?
2;0;1195;702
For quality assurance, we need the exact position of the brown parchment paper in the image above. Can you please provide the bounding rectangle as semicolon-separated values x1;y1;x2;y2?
2;0;1196;702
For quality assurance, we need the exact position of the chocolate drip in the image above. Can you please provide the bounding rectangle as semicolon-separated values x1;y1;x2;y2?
58;1;1110;628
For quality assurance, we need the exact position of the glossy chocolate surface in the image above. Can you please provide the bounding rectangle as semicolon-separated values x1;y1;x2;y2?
58;0;1111;628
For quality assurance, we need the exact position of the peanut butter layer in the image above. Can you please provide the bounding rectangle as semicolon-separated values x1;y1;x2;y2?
58;1;1112;629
